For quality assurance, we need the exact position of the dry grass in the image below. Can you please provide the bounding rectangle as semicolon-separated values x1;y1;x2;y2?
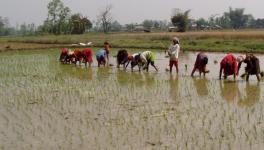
1;30;264;52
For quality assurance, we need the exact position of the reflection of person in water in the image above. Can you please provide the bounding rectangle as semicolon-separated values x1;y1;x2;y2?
96;67;111;80
144;73;156;88
238;83;260;107
169;74;179;101
86;67;93;80
193;78;209;97
118;72;144;87
220;81;239;103
116;69;130;86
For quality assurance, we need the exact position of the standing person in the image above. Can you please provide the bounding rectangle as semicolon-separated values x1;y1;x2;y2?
219;53;238;80
191;52;209;77
96;49;107;67
104;41;110;63
140;50;158;72
82;48;93;67
126;53;142;72
116;49;129;69
167;37;180;73
237;54;261;81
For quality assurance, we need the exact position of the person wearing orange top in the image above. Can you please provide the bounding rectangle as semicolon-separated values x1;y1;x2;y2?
104;42;110;62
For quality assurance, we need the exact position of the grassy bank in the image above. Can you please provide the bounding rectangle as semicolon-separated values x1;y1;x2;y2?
1;30;264;53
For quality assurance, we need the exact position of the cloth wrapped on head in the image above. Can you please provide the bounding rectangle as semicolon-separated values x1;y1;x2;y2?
237;55;246;63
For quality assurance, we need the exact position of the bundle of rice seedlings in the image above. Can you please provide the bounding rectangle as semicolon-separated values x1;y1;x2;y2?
260;71;264;77
165;66;169;71
214;60;218;64
240;67;248;78
240;73;247;78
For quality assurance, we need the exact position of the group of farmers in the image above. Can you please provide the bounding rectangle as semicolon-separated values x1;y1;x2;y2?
59;37;262;81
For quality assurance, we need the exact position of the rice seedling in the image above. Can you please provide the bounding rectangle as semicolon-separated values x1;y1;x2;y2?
0;49;264;149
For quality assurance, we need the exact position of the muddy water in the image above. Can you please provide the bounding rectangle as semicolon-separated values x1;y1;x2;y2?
0;49;264;150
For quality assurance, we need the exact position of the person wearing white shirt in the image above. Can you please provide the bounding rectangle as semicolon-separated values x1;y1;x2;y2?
126;53;142;72
167;37;180;73
140;51;158;72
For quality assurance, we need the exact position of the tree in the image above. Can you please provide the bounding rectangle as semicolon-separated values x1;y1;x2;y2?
195;18;208;29
214;15;231;28
97;4;113;33
110;21;122;32
0;17;6;35
0;17;15;36
142;20;153;30
254;19;264;28
125;23;136;32
225;7;250;29
20;23;27;35
171;9;190;32
18;23;36;35
45;0;71;34
70;14;92;34
82;18;92;31
158;20;169;31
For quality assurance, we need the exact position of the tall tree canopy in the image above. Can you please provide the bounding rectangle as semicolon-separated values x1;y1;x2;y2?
171;9;190;32
70;14;92;34
45;0;71;34
97;5;113;33
226;7;251;29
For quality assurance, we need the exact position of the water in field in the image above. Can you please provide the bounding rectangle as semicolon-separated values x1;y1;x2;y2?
0;49;264;150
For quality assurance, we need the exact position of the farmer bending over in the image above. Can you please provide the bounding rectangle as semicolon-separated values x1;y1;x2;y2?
140;51;158;72
191;52;209;77
104;42;110;63
125;53;142;72
96;49;107;67
82;48;93;67
117;49;129;69
219;53;238;80
59;48;68;63
237;54;261;81
72;49;82;65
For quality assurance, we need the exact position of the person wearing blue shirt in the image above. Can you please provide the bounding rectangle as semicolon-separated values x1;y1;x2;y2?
96;49;106;67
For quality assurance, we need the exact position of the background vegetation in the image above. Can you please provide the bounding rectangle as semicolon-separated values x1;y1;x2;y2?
1;0;264;53
1;0;264;36
1;30;264;53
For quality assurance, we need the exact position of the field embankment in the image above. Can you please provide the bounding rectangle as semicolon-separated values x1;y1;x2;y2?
1;30;264;53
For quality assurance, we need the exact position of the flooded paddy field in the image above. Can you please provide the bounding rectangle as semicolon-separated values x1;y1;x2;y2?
0;49;264;150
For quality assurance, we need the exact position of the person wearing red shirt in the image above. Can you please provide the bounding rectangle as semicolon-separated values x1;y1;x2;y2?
82;48;93;67
59;48;68;63
72;49;82;65
219;54;238;80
